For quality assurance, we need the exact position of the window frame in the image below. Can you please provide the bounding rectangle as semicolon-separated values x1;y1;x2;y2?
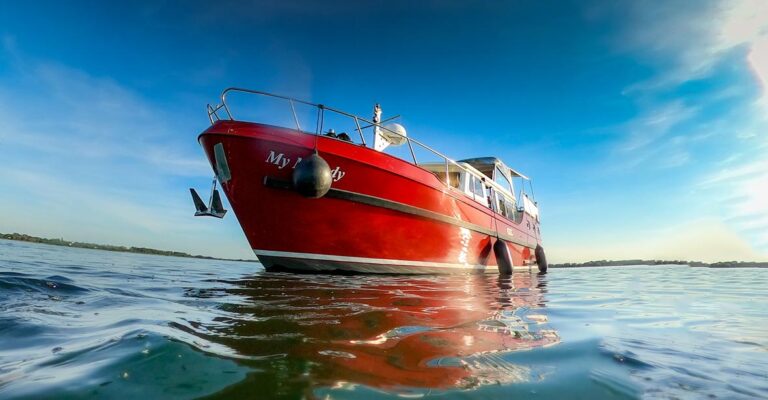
493;166;514;196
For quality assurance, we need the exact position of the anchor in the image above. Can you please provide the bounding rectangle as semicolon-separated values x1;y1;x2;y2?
190;177;227;218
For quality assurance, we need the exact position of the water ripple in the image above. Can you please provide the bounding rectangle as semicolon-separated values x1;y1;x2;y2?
1;241;767;399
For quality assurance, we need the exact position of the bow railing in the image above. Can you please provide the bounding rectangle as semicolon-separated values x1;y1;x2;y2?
207;87;470;188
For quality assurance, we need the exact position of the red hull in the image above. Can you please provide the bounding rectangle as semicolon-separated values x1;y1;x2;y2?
199;121;543;273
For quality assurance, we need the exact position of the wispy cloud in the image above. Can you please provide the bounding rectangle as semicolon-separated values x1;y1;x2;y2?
619;0;768;95
609;101;699;169
697;158;768;251
0;165;251;258
0;44;251;258
617;102;697;153
602;0;768;255
0;60;209;176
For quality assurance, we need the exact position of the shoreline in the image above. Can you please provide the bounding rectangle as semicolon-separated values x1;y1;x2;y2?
3;232;765;268
0;233;256;263
550;260;768;269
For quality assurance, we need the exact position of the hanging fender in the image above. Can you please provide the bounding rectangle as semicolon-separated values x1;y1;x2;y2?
535;245;548;273
493;239;513;275
292;153;332;198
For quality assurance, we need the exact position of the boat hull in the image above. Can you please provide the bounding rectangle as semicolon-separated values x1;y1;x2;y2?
199;121;543;274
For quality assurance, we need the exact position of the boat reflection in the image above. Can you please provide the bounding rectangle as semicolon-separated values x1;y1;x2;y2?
192;272;559;395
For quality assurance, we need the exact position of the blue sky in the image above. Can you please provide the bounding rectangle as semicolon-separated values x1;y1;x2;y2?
1;0;766;262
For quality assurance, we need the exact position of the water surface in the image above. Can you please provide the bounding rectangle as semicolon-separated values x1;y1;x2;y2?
1;239;766;399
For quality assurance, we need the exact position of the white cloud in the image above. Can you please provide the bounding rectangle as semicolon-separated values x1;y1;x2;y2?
0;46;252;259
615;0;768;131
0;166;253;259
617;101;697;153
608;101;699;170
723;0;768;89
601;0;768;257
700;158;768;250
0;61;210;177
700;158;768;187
620;0;768;96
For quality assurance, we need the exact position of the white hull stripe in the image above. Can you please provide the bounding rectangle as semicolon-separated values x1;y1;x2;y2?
253;249;535;271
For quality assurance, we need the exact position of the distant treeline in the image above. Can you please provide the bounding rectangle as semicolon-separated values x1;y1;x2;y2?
550;259;768;268
3;232;765;268
0;232;254;263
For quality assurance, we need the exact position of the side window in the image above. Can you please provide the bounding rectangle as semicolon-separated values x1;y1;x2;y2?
495;192;518;221
504;198;517;220
448;172;461;188
497;193;507;215
473;176;484;198
494;167;513;194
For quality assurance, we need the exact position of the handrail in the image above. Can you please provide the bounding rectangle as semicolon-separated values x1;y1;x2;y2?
208;87;481;190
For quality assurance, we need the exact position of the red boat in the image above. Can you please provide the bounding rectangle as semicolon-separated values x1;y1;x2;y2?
192;88;547;274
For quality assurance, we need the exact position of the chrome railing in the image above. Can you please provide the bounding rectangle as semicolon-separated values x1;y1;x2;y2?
207;87;474;188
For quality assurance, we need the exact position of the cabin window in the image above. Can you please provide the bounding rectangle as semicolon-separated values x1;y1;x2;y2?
493;190;518;221
494;167;513;194
448;172;462;188
460;173;469;194
497;193;507;215
463;174;488;206
473;176;485;198
504;198;517;220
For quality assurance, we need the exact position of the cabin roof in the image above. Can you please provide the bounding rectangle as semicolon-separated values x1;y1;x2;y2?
458;157;529;180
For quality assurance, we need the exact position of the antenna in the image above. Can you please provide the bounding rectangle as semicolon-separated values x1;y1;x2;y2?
372;104;408;152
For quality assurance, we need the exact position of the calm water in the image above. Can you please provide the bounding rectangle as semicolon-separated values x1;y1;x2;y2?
1;240;767;399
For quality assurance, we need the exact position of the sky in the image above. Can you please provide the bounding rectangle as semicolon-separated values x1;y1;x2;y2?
0;0;766;263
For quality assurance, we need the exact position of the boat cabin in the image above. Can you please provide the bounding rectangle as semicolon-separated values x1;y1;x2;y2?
420;157;537;223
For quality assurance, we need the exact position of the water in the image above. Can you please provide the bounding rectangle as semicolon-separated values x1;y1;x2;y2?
1;239;767;399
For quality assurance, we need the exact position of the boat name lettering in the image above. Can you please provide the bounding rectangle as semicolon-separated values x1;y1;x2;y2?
265;151;346;182
265;150;291;169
